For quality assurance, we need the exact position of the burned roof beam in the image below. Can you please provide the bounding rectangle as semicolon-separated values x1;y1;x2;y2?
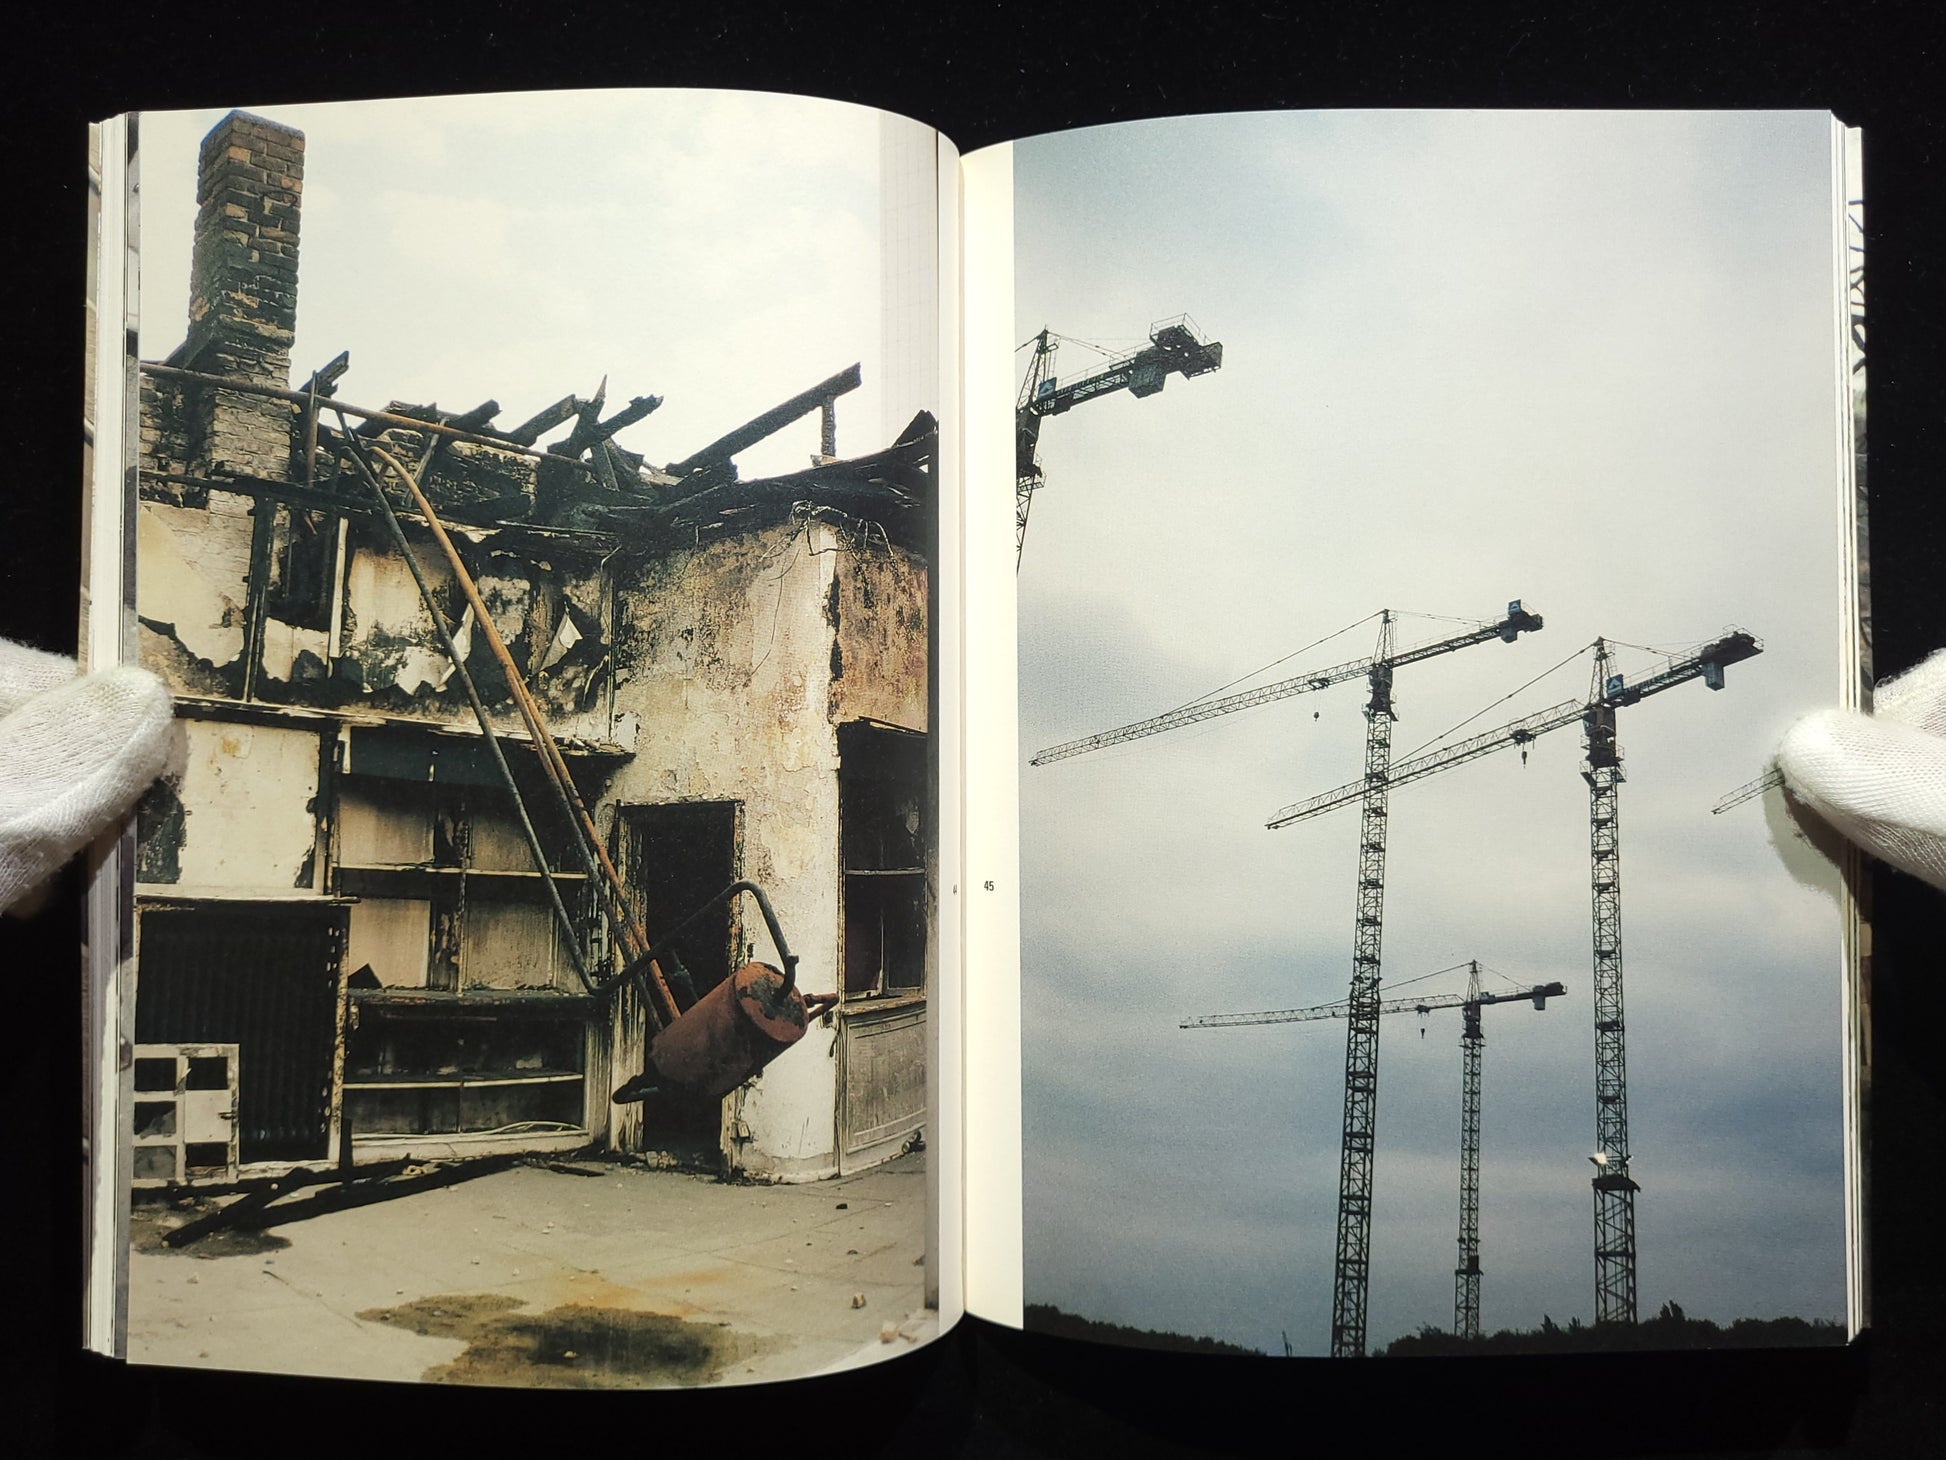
600;438;653;493
138;470;618;549
356;399;501;438
551;385;663;460
445;399;501;432
506;395;579;446
590;434;621;492
554;381;608;456
545;387;667;499
140;362;606;478
593;475;921;538
595;416;934;531
301;351;350;398
665;362;863;479
595;393;663;440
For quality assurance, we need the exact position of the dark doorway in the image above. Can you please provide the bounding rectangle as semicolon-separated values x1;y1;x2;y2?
612;801;741;1159
134;902;347;1163
615;801;742;997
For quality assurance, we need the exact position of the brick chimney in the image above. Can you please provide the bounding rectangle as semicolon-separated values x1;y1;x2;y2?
179;110;304;477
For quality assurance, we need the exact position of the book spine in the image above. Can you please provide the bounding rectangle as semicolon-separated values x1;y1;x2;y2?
81;114;143;1360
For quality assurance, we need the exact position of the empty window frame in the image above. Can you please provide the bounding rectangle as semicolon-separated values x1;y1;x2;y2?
265;504;340;632
838;722;930;998
334;754;587;993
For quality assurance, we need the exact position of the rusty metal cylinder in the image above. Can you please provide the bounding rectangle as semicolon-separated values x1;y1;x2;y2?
647;961;810;1100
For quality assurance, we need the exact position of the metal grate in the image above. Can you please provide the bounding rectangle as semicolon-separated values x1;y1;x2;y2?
135;903;346;1163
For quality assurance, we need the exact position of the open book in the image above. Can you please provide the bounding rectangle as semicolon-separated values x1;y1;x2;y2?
81;94;1866;1383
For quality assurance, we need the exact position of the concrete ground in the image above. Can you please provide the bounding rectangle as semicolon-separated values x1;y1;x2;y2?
126;1150;935;1388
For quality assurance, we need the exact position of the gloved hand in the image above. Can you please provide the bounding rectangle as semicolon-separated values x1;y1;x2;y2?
0;637;174;914
1778;648;1946;892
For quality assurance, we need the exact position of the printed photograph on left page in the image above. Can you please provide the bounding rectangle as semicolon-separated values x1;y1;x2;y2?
113;91;942;1386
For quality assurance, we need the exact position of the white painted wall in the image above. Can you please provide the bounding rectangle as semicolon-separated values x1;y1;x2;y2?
148;717;321;892
603;515;930;1179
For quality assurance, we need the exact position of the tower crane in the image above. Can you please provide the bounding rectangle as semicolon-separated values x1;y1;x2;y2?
1035;600;1546;1359
1711;768;1782;815
1267;629;1763;1329
1184;961;1565;1344
1015;316;1223;568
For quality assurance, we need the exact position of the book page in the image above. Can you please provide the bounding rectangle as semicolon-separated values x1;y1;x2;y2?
1834;117;1868;1337
1004;111;1862;1357
86;89;959;1385
81;114;144;1357
961;143;1024;1323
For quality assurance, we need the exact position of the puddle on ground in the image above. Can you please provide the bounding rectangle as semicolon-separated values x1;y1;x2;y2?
128;1200;290;1258
356;1293;756;1388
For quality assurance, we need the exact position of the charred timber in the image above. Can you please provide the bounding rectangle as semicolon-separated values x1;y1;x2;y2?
594;417;935;535
506;395;580;446
141;362;606;477
664;363;863;480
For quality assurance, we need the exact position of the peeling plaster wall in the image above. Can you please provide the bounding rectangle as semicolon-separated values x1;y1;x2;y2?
138;718;322;891
828;543;929;731
259;618;332;684
134;487;616;742
334;522;613;739
605;520;853;1179
137;498;253;689
337;527;471;702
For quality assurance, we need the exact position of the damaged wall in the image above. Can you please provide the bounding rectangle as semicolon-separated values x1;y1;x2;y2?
601;515;929;1180
333;521;614;735
130;106;935;1178
134;486;618;741
605;518;843;1179
137;496;254;694
138;718;322;890
827;537;929;732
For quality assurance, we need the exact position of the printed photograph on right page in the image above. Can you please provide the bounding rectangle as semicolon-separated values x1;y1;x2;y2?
1014;111;1863;1358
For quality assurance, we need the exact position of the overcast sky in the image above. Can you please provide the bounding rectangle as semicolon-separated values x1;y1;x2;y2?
138;91;919;479
1014;111;1853;1355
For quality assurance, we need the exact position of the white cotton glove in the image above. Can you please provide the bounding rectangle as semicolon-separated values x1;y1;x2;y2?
1778;648;1946;892
0;638;174;914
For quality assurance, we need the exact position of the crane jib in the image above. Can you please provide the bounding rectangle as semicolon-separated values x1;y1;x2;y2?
1064;368;1131;405
1030;604;1544;767
1182;981;1566;1029
1265;628;1764;827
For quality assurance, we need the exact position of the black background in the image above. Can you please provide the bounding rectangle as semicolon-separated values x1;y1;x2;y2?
3;5;1941;1455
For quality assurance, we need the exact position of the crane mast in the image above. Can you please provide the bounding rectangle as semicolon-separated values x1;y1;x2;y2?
1267;629;1762;1328
1330;606;1543;1358
1015;317;1223;567
1035;599;1544;1358
1451;966;1568;1342
1457;987;1486;1338
1184;963;1565;1344
1583;643;1637;1327
1335;618;1395;1360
